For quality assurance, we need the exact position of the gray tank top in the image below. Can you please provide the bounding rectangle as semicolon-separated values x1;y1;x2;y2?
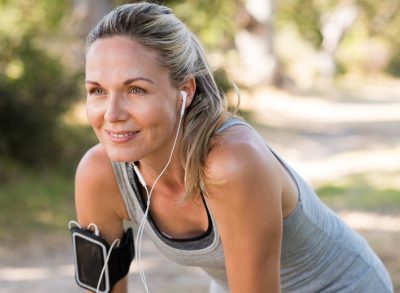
111;118;393;292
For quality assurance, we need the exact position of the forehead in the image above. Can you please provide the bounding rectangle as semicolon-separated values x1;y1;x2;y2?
87;35;155;57
85;36;169;81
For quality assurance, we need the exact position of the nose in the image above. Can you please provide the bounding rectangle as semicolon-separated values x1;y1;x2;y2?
104;93;129;122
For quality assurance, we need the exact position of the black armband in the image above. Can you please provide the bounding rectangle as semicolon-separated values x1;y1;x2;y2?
69;224;134;293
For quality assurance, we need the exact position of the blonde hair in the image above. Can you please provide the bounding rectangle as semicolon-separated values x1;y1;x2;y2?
87;2;235;201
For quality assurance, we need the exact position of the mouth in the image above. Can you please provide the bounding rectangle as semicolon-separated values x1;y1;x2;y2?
105;130;140;143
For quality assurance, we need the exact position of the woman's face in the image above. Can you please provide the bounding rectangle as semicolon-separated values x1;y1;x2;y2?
85;36;181;162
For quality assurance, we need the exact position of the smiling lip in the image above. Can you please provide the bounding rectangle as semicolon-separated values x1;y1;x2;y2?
106;130;140;143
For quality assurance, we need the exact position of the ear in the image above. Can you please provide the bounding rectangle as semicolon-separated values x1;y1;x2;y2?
179;76;196;109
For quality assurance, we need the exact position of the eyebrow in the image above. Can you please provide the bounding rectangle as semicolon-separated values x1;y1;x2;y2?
85;77;155;86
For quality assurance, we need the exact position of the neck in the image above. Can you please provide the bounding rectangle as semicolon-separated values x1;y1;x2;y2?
140;150;184;187
136;125;185;190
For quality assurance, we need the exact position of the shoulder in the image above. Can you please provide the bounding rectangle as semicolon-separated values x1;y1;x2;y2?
206;123;283;191
76;143;116;193
75;143;128;221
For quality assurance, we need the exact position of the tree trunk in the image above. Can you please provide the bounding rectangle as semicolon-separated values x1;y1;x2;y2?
319;2;359;81
233;0;282;87
65;0;114;70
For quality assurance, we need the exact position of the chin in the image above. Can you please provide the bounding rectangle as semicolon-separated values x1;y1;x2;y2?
104;147;138;163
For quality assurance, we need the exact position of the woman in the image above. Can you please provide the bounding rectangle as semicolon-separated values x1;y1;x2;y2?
74;2;393;292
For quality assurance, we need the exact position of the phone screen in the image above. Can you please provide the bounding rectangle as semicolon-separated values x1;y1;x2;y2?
75;235;107;291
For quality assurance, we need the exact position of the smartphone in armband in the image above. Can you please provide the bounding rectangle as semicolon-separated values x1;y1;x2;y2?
69;222;135;293
71;228;110;292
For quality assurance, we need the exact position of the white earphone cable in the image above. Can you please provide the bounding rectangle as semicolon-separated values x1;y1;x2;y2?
96;238;121;293
133;95;186;293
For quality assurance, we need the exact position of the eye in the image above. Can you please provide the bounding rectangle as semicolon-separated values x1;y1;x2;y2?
89;87;105;96
128;86;146;95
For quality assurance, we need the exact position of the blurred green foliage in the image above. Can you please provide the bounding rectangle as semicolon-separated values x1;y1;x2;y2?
0;36;80;166
387;54;400;77
115;0;238;50
0;0;81;168
356;0;400;76
276;0;400;76
277;0;325;48
162;0;237;50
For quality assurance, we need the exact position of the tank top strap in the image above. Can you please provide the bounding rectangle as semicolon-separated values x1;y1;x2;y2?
215;117;250;134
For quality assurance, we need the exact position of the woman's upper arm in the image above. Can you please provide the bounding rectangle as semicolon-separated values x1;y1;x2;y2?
205;139;284;293
75;145;129;292
75;143;129;243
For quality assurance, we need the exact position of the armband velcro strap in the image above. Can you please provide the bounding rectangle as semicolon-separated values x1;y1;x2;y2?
107;227;135;287
70;226;135;293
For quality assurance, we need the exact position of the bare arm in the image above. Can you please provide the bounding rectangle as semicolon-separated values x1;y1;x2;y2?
205;137;284;293
75;144;130;293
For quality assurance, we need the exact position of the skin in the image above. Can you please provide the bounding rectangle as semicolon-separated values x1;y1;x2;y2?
76;35;298;292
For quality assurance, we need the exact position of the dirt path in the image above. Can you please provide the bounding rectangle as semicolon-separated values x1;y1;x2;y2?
1;81;399;292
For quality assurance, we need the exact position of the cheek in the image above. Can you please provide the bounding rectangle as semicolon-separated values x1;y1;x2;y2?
85;106;102;142
154;104;177;129
85;101;103;128
140;101;174;125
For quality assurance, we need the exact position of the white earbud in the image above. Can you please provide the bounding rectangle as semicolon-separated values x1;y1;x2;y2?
180;91;187;116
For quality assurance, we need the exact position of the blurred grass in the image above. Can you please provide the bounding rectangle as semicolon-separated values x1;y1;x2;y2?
0;166;75;243
0;123;97;243
316;172;400;214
